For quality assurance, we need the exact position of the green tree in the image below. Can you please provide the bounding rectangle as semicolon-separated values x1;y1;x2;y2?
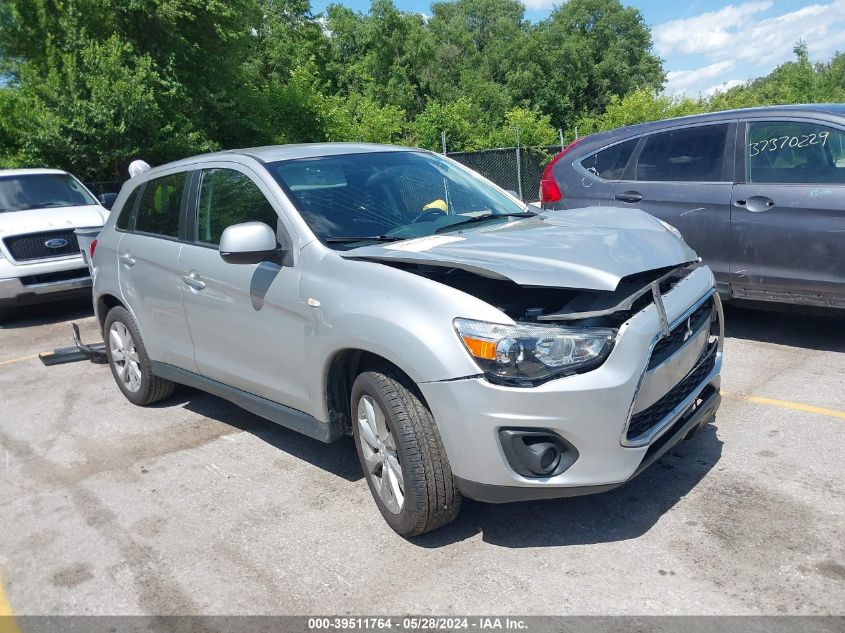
531;0;664;130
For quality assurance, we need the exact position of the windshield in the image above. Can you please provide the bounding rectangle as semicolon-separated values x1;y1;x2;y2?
268;151;528;248
0;173;97;213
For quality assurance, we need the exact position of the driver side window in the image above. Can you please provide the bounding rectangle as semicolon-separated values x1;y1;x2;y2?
195;169;279;246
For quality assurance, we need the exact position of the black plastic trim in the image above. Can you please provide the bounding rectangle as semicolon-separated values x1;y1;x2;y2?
150;361;345;443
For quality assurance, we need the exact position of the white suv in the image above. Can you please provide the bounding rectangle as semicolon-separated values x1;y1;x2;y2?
0;169;109;316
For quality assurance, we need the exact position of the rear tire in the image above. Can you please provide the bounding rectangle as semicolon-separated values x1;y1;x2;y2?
351;368;461;537
104;306;175;406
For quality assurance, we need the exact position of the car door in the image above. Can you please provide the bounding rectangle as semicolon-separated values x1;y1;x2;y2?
613;122;736;293
178;164;313;413
730;118;845;307
117;171;197;371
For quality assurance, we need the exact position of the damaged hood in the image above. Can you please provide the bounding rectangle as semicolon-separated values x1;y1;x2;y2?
341;206;697;291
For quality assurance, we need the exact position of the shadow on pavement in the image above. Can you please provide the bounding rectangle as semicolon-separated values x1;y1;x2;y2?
723;302;845;352
0;296;94;329
414;423;723;549
159;386;364;483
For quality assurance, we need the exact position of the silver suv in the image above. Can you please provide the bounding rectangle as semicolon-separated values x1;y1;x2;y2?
0;169;108;316
90;144;724;536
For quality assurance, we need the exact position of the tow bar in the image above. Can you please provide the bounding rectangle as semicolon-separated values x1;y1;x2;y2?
39;323;108;366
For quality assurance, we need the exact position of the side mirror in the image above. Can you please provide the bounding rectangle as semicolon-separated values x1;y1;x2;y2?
219;222;284;265
98;192;118;210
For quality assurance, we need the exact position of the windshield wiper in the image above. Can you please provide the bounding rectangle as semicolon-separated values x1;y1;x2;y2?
325;235;407;244
434;211;537;234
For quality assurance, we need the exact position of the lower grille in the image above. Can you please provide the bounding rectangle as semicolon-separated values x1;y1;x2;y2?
4;230;80;261
20;267;90;286
627;344;717;442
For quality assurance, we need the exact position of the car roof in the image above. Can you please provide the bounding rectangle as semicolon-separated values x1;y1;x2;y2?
580;103;845;149
139;142;423;179
0;168;68;178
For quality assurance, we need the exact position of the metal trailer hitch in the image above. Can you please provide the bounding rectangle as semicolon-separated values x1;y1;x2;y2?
39;323;108;366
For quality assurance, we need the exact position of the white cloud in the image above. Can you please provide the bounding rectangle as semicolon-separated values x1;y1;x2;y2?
703;79;745;96
654;2;773;56
655;0;845;95
665;61;736;93
522;0;561;11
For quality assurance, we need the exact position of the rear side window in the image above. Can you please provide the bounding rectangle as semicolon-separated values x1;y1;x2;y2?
580;138;638;180
134;173;186;238
195;169;279;246
636;124;729;182
115;186;141;231
747;121;845;184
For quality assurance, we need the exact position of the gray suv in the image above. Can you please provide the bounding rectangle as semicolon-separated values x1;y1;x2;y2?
540;104;845;309
91;144;723;536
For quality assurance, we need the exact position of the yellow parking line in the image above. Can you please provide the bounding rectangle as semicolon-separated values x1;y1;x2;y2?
725;391;845;420
0;353;43;367
0;573;20;633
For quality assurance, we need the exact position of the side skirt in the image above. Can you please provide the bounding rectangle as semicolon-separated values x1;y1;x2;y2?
151;361;344;444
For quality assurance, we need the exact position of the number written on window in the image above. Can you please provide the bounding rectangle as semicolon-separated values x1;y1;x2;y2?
748;131;829;157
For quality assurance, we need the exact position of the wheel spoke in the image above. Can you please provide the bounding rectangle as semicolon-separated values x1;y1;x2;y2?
357;418;379;450
385;453;404;491
383;431;396;452
386;462;404;508
379;468;394;509
373;404;388;439
109;328;123;353
115;360;127;380
363;448;381;474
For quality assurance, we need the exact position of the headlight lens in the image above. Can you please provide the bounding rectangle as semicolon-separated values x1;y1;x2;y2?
454;318;616;386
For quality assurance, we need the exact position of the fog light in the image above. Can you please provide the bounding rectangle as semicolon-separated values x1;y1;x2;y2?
498;429;578;478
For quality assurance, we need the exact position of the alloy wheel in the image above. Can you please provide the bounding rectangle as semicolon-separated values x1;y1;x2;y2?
356;395;404;514
109;321;142;393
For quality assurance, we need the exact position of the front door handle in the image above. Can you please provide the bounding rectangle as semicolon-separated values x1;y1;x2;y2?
182;271;206;291
119;253;136;267
615;191;643;203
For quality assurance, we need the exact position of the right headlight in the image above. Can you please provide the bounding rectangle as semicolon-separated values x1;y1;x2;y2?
454;318;616;387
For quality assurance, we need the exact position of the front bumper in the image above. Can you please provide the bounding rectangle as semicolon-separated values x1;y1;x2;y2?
0;255;91;305
418;265;723;501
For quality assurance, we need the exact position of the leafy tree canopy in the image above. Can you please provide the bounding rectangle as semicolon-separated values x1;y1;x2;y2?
0;0;841;182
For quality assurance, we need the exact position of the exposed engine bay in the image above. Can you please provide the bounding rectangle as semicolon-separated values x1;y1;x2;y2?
380;260;699;328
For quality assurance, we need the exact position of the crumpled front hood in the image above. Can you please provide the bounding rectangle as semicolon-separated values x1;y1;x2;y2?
0;205;107;239
341;206;697;291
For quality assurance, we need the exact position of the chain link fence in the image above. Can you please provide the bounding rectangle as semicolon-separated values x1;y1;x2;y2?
446;145;563;202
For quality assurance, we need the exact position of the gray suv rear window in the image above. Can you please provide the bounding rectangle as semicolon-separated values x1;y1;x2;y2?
580;138;638;180
636;124;728;182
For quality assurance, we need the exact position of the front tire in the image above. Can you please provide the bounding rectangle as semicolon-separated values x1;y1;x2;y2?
104;306;175;406
351;368;461;537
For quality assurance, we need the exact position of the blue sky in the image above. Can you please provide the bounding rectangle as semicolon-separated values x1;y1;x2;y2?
308;0;845;96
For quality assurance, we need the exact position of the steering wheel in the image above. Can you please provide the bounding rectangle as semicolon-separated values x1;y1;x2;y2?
411;209;447;224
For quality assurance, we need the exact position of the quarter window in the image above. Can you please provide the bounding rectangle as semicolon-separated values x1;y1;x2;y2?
636;124;729;182
196;169;278;246
746;121;845;184
115;186;140;231
580;138;638;180
134;173;186;238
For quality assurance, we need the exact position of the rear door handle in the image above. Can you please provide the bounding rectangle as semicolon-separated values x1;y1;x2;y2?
182;270;206;291
119;253;136;267
735;196;775;212
614;191;643;203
